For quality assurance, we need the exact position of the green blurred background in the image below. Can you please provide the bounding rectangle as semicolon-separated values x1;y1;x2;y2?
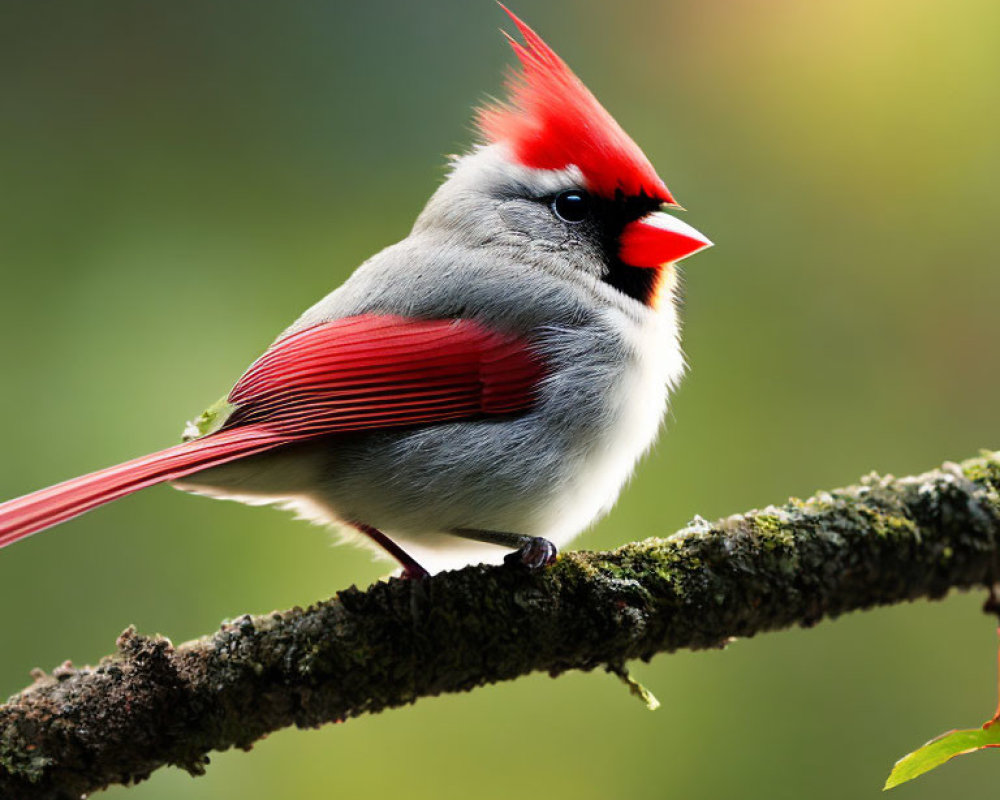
1;0;998;797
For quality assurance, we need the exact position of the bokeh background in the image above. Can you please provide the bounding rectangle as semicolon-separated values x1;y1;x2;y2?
2;0;998;797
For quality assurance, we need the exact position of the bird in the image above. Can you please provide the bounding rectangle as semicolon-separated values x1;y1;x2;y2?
0;7;711;577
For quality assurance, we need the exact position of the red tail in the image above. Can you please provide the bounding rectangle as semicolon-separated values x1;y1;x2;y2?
0;426;290;549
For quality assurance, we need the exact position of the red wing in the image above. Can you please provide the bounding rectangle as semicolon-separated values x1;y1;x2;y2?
222;314;544;438
0;315;544;548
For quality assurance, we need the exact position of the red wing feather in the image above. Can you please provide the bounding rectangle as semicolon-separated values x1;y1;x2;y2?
223;314;544;435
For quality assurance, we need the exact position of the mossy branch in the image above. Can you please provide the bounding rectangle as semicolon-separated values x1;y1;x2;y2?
2;451;999;799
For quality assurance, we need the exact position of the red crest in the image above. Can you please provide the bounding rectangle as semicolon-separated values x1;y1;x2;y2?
477;6;675;205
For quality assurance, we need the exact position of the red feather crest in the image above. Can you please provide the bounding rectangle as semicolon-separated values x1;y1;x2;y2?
477;6;675;204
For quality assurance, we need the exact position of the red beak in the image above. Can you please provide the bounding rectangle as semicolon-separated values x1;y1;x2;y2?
619;211;713;268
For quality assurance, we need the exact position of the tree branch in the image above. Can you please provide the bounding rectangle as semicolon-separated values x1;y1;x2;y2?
2;451;999;798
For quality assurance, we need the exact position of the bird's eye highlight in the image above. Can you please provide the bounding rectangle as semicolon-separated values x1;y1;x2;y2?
551;190;590;223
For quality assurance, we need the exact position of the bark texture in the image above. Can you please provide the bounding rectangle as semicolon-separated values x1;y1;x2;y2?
2;451;999;799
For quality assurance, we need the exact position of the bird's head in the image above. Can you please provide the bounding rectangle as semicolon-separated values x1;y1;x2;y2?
414;6;711;309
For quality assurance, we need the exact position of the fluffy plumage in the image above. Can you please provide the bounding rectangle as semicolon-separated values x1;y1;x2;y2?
0;9;710;575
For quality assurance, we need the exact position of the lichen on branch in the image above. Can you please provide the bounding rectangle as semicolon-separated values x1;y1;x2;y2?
1;451;999;799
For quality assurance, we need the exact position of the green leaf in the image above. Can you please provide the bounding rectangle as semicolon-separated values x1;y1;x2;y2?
181;395;236;442
884;724;1000;790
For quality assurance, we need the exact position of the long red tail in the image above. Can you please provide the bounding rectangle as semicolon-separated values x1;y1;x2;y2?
0;426;290;549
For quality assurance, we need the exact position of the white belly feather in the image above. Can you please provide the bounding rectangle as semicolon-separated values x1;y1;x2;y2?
533;303;683;546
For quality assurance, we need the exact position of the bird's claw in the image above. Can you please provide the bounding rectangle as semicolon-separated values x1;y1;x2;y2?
505;537;558;571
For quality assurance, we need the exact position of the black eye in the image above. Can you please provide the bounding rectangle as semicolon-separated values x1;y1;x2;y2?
551;190;590;224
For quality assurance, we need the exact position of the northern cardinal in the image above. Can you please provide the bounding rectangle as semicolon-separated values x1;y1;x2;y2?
0;8;711;577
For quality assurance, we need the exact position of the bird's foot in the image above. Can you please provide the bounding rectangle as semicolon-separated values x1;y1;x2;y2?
401;563;431;581
353;521;430;580
504;536;558;571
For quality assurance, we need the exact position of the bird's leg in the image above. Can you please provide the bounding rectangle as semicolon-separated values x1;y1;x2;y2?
352;522;430;580
453;528;558;570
